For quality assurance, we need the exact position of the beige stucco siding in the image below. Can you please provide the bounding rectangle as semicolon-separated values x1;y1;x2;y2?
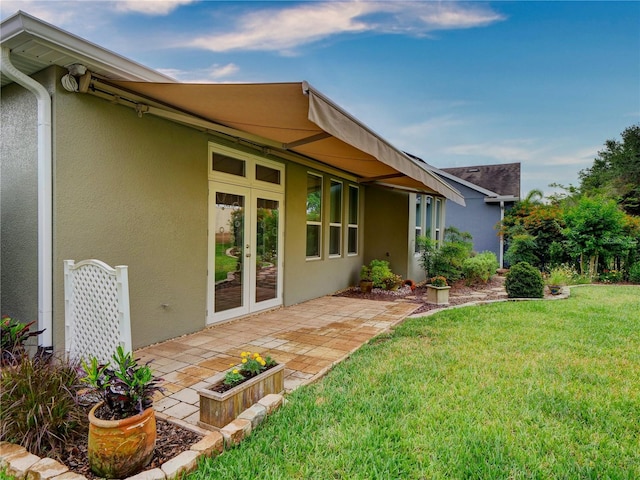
282;162;365;305
363;187;411;279
53;67;208;349
0;70;54;324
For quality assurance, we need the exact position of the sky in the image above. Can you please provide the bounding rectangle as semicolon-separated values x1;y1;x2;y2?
2;0;639;197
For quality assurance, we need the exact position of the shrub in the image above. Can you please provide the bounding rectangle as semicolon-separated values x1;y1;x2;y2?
598;270;623;283
462;252;499;285
0;354;86;458
1;316;44;367
368;260;397;289
505;262;544;298
629;262;640;283
504;234;538;267
418;227;473;283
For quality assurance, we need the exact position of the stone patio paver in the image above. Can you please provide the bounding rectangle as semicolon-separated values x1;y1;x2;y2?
136;295;419;426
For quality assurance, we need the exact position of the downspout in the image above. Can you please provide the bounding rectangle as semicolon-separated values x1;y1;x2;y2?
499;200;505;269
1;47;53;348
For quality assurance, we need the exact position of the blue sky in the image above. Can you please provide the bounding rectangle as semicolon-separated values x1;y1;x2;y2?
2;1;639;197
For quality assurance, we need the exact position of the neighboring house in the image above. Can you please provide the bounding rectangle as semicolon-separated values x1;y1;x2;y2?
436;163;521;267
1;12;464;352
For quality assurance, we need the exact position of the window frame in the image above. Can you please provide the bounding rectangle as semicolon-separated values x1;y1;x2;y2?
329;179;343;258
305;172;323;260
347;185;359;256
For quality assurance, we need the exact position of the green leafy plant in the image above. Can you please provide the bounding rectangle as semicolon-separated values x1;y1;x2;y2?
629;262;640;283
429;276;448;287
0;316;44;366
598;269;623;283
462;251;499;285
546;265;572;286
360;265;373;282
382;274;403;291
505;262;544;298
369;259;394;289
418;227;473;283
224;351;277;388
81;346;163;420
0;354;86;459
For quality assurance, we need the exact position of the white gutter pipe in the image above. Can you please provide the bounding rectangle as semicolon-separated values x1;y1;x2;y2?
1;47;53;347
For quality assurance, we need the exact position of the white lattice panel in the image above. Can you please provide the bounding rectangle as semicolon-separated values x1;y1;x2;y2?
64;259;132;363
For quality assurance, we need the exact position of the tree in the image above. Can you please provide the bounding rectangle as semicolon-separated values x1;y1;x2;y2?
563;196;633;277
579;124;640;215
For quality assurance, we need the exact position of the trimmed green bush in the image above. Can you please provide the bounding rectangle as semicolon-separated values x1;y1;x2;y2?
462;251;499;285
505;262;544;298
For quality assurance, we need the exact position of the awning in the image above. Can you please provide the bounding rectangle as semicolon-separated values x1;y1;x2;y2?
106;79;464;205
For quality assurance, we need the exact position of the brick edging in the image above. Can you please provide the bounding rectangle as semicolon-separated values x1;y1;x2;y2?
0;394;284;480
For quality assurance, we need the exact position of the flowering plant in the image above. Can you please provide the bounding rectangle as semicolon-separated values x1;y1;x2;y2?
429;276;448;287
223;351;277;387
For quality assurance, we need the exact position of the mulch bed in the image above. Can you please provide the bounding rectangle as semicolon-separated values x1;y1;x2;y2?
60;411;203;479
335;275;509;315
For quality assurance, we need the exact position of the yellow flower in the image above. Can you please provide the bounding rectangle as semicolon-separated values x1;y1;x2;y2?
242;358;247;363
241;352;248;357
232;369;239;374
229;363;234;367
260;360;266;366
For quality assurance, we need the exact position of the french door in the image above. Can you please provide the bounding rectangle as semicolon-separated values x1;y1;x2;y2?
207;181;284;323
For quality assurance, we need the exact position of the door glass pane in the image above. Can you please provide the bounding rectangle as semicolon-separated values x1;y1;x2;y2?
214;192;244;312
256;198;279;303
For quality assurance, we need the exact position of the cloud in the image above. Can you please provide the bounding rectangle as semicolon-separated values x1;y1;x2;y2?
114;0;196;16
186;1;505;53
156;63;240;82
442;139;541;162
542;146;599;166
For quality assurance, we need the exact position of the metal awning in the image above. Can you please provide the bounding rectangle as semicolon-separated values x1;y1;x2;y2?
107;79;464;205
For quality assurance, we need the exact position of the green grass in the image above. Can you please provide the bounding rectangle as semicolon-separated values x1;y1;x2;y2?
215;242;238;282
187;286;640;479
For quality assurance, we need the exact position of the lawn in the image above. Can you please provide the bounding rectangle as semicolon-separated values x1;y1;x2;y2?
187;286;640;479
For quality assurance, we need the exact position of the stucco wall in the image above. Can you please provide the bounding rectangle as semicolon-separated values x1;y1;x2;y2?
362;187;410;279
53;67;208;349
283;162;365;305
444;180;502;257
0;68;56;325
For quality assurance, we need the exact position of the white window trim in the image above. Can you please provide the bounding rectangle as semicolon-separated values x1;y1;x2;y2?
306;172;323;260
329;179;343;258
347;185;359;256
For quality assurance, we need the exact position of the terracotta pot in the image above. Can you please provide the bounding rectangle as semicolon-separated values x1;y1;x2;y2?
360;280;373;293
88;402;156;479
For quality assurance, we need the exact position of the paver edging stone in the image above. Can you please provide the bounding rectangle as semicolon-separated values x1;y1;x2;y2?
0;394;285;480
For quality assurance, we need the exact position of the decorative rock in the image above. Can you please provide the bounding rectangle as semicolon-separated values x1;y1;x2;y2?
25;458;68;480
161;450;201;480
220;419;252;447
4;450;41;479
0;442;27;461
48;473;87;480
257;394;283;414
237;403;267;429
126;467;166;480
190;432;224;457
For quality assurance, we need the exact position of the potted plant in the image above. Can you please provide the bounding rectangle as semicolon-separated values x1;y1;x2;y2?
359;265;374;293
426;276;451;305
199;351;284;429
546;267;568;295
1;316;44;367
81;346;163;479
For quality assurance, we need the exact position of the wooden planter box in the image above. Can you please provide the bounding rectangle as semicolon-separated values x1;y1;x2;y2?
427;285;451;305
198;362;285;429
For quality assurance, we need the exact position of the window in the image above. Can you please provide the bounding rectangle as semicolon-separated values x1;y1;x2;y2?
255;164;281;185
415;195;423;253
348;186;359;255
212;152;245;177
306;173;322;258
329;180;343;256
435;198;442;244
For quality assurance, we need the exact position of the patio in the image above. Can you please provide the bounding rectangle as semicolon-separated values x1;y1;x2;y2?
136;295;420;427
